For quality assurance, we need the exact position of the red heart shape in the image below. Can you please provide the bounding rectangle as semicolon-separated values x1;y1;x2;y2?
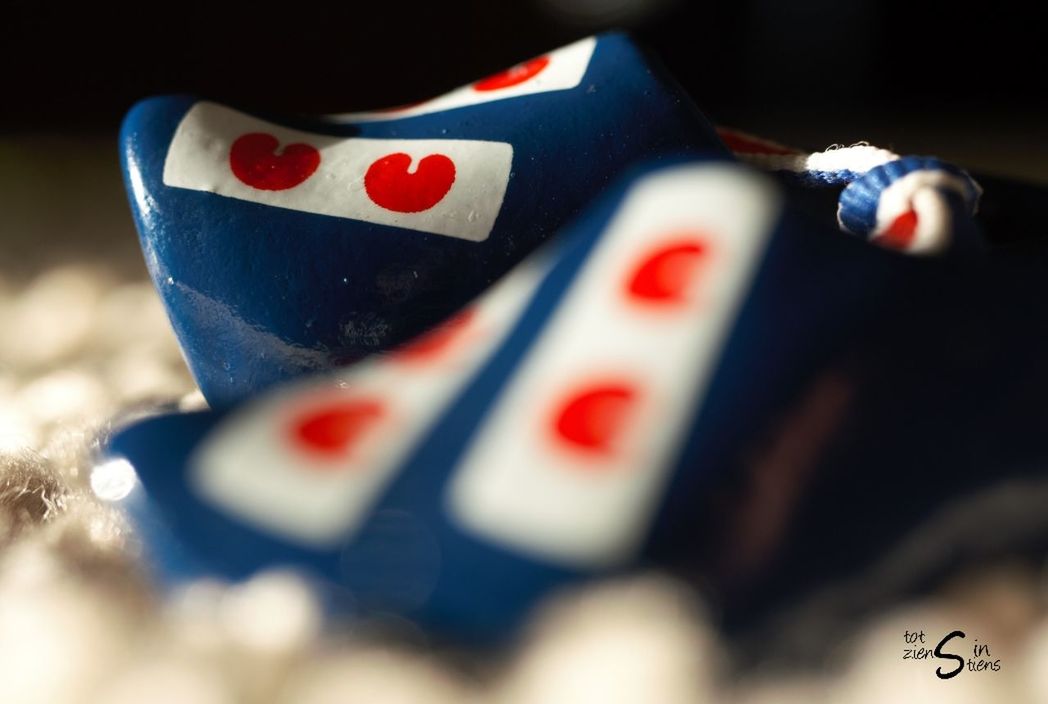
626;239;708;305
552;382;637;459
289;399;384;461
874;209;918;250
229;132;320;191
474;56;551;92
365;153;456;213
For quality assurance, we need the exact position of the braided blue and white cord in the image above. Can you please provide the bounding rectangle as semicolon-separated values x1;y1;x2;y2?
719;128;983;254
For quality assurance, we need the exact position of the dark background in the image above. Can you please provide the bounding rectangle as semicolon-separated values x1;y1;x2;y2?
1;0;1045;275
3;0;1046;174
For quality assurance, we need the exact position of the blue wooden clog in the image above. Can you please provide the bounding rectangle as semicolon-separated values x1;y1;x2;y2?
120;33;723;407
106;154;1048;642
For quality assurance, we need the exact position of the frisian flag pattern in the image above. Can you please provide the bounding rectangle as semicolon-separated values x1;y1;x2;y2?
164;102;513;242
120;33;723;408
106;156;1048;641
108;158;798;638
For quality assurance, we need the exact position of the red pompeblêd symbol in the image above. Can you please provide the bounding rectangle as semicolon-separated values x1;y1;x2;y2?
626;239;708;304
874;209;918;250
552;382;637;458
230;133;321;191
393;308;475;363
473;56;551;92
364;153;456;213
290;399;385;461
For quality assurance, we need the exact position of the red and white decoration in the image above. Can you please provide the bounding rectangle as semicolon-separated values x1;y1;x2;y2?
190;256;551;546
164;102;513;242
718;127;982;255
860;168;980;254
330;36;598;122
447;164;780;568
